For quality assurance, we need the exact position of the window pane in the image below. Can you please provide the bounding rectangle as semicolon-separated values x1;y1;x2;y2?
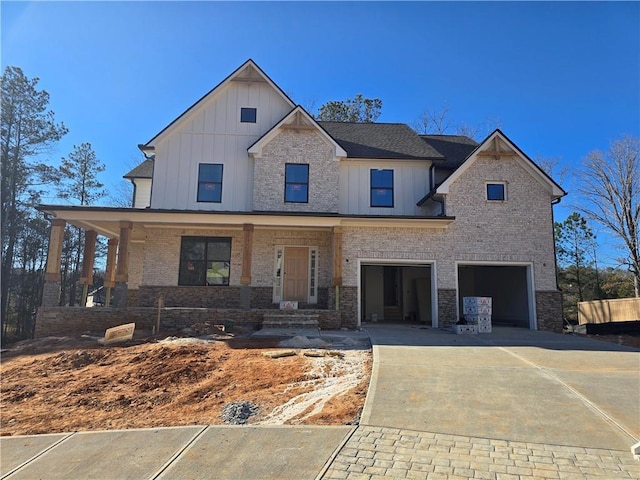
371;188;393;207
487;184;505;201
206;261;230;285
207;240;231;260
241;107;257;123
179;260;206;285
199;164;223;182
371;169;393;187
285;184;308;203
180;239;205;261
198;183;222;202
286;164;309;183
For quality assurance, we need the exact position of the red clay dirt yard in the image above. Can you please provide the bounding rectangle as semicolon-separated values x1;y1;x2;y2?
0;331;371;436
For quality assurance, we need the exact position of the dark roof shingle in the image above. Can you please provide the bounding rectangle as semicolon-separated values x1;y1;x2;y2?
419;135;478;170
319;122;444;160
123;158;154;179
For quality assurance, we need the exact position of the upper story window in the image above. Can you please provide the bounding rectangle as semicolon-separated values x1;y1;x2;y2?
285;163;309;203
179;237;231;286
241;107;257;123
197;164;223;203
487;182;506;201
370;169;394;207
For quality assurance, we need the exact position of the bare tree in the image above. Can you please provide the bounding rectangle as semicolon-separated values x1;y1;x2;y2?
578;135;640;296
413;105;502;141
535;155;570;186
413;104;453;135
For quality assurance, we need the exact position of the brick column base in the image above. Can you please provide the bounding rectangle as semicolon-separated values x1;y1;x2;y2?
438;289;457;329
42;281;61;307
113;283;128;307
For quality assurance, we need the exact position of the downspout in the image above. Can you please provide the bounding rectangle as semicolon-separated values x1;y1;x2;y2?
430;165;446;216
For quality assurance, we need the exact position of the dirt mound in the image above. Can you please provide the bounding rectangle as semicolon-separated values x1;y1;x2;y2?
0;335;371;436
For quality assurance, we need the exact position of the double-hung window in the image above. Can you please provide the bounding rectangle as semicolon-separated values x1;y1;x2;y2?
285;163;309;203
197;164;223;203
178;237;231;286
370;169;394;207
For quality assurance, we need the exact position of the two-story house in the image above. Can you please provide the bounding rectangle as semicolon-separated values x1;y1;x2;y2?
37;59;566;333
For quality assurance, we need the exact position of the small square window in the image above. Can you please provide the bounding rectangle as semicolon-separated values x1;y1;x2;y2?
371;169;394;207
241;107;257;123
285;163;309;203
198;164;223;202
487;183;506;201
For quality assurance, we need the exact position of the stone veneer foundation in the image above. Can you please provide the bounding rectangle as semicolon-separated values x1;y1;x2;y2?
34;307;341;338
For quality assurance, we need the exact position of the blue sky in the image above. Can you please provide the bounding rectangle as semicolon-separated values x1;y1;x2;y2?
2;1;639;264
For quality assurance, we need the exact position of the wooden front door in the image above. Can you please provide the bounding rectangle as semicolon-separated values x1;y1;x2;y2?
283;247;308;302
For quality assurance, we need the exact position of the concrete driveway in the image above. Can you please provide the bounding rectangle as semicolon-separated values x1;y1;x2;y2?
360;324;639;451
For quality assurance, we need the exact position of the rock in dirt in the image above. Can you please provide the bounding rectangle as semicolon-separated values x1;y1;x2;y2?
262;350;297;358
221;401;259;424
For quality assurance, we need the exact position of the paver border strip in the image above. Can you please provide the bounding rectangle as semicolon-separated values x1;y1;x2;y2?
315;425;359;480
0;432;75;479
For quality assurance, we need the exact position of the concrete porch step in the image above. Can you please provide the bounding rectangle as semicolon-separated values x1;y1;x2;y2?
262;314;319;329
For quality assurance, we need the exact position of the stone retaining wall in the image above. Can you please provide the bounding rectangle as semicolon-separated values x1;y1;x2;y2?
34;307;342;338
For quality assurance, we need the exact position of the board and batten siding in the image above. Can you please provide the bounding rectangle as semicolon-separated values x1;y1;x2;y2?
150;81;292;211
339;160;432;216
132;178;152;208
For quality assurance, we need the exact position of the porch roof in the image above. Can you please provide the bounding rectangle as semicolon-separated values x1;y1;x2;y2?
36;205;455;240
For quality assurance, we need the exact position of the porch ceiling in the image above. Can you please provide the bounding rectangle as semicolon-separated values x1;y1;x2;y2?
37;205;455;240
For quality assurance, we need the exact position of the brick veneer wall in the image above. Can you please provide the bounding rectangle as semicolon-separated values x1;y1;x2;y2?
339;286;358;328
253;129;339;213
535;290;563;332
34;307;341;337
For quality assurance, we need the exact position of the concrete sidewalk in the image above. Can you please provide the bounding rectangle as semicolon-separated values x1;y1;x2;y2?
2;325;639;479
1;426;353;480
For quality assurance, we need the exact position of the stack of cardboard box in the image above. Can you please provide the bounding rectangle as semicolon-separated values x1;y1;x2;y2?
463;297;492;333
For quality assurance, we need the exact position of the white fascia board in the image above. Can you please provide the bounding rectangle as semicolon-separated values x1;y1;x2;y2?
248;106;347;158
146;60;295;147
40;206;453;231
436;130;565;199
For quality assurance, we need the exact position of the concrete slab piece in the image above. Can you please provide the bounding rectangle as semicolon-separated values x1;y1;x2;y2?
3;426;204;480
1;433;69;477
157;426;352;480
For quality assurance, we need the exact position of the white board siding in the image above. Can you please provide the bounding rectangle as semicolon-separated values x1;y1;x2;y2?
150;81;292;211
133;179;152;208
339;160;431;216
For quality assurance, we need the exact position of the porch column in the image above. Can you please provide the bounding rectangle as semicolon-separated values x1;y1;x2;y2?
104;238;118;307
113;221;132;307
240;224;254;309
79;230;98;306
42;219;66;307
332;227;343;310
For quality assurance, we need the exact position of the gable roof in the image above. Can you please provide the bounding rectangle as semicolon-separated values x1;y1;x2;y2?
123;158;154;179
420;135;478;169
436;129;566;199
248;107;347;158
319;122;445;160
142;59;295;147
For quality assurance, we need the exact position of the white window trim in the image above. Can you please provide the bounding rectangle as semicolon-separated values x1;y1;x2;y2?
240;106;257;123
486;181;507;202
